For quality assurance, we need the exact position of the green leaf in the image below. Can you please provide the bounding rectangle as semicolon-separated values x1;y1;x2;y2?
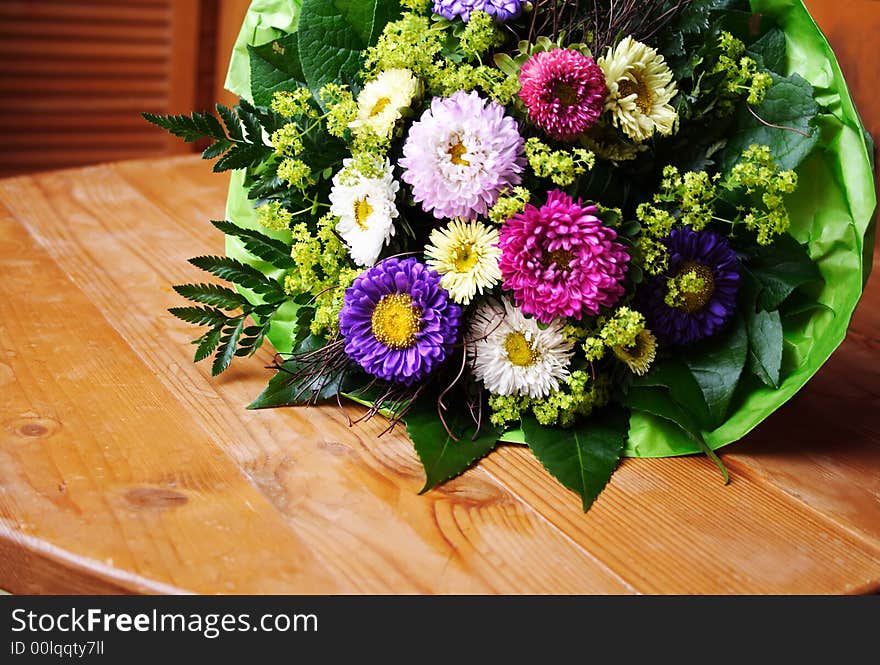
748;28;786;72
297;0;400;103
142;111;226;142
684;314;748;426
212;318;246;376
720;72;819;173
405;398;502;493
216;104;243;141
173;283;249;310
249;33;306;106
211;221;295;269
745;307;783;388
201;140;232;160
213;143;271;172
745;234;823;311
188;256;285;299
631;358;713;430
168;306;228;327
248;341;348;409
625;387;729;484
193;327;222;363
521;406;629;512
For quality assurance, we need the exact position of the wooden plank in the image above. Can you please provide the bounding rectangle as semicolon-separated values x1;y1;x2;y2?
1;156;875;593
0;168;633;595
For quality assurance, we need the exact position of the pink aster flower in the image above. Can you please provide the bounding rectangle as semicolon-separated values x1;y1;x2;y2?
518;48;607;142
499;190;629;322
400;90;525;220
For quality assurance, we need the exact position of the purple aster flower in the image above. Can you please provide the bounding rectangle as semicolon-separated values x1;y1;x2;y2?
433;0;524;22
519;48;607;142
339;258;462;385
400;90;525;220
638;227;741;346
499;190;630;323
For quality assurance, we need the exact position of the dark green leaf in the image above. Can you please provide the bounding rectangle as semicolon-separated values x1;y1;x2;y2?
142;111;227;142
168;306;228;327
236;98;266;143
297;0;400;103
521;406;629;512
748;28;786;72
193;327;223;363
213;143;271;172
746;234;823;310
405;398;502;493
720;72;819;173
216;104;244;141
211;220;295;269
212;318;246;376
249;33;307;106
746;307;783;388
188;255;285;298
201;140;232;160
173;283;249;310
631;358;713;430
248;349;349;409
625;387;729;483
684;314;748;426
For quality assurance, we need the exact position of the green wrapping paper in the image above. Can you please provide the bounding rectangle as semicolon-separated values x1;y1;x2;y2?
223;0;877;457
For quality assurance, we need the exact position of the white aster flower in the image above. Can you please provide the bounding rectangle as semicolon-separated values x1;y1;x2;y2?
598;36;678;143
425;219;501;305
329;157;399;267
467;299;574;399
349;68;421;139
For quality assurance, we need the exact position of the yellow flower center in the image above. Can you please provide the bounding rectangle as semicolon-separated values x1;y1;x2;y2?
618;75;654;114
543;249;575;272
448;139;470;166
676;262;716;313
370;97;392;117
452;241;480;273
371;293;422;350
552;81;579;107
504;331;536;368
354;198;373;230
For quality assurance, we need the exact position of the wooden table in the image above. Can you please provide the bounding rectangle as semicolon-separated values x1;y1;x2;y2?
0;156;878;594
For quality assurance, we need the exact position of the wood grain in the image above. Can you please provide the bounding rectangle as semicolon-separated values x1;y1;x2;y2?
0;156;877;594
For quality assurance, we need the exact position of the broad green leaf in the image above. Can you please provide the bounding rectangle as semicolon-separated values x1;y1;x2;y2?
249;33;306;106
521;406;629;512
684;314;748;426
212;317;245;376
173;283;249;310
748;28;786;72
631;358;713;430
745;234;823;310
405;398;502;493
625;387;729;483
211;221;295;269
746;307;783;388
720;72;819;173
297;0;400;103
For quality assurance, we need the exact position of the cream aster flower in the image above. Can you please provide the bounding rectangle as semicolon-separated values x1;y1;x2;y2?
598;36;678;143
425;219;501;305
329;157;399;267
349;68;421;139
467;299;574;399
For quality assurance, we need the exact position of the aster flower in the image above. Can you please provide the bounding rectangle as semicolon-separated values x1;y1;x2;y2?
339;258;461;385
425;219;501;305
498;190;630;323
329;157;400;267
518;49;607;142
400;90;525;220
432;0;524;22
598;36;678;143
612;329;658;376
349;68;421;140
468;299;573;399
637;227;740;346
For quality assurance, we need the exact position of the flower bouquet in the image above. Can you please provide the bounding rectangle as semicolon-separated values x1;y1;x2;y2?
145;0;876;511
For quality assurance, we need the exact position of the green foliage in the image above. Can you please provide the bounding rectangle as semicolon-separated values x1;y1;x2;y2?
172;283;250;310
745;307;783;389
521;406;630;512
719;73;819;173
744;234;823;310
249;33;306;106
405;398;503;493
188;256;285;300
211;221;295;270
631;358;713;431
684;314;749;426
